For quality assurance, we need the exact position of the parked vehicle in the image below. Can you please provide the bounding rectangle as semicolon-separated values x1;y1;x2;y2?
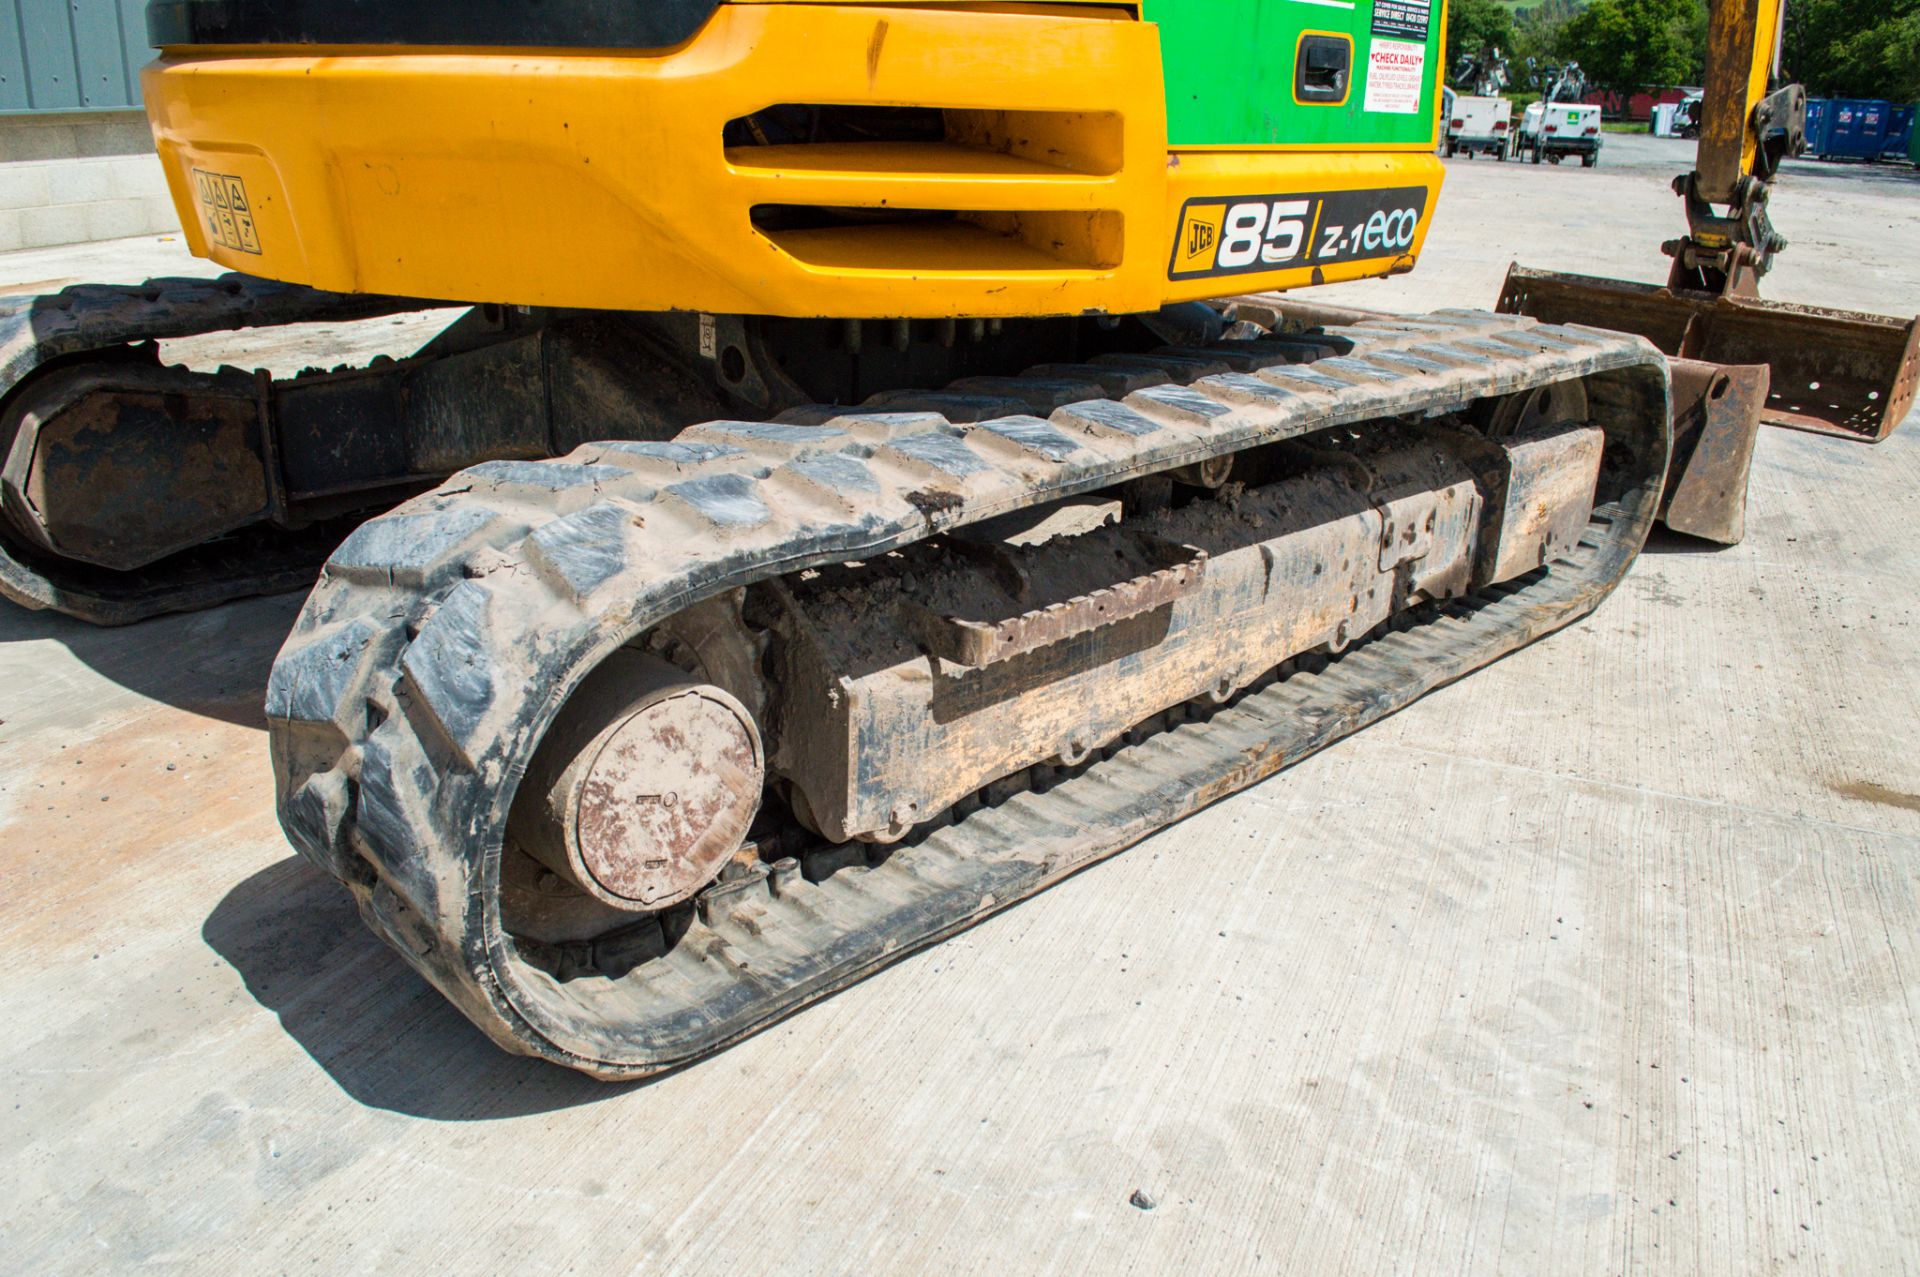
1673;96;1703;139
1448;94;1513;158
1520;101;1603;165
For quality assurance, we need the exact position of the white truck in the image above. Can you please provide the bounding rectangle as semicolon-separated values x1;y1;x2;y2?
1519;101;1604;166
1447;94;1513;159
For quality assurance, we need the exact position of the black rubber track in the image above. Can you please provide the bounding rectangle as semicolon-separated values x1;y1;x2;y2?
265;308;1671;1077
0;274;428;623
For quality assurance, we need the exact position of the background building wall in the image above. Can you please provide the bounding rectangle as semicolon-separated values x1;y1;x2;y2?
0;1;177;249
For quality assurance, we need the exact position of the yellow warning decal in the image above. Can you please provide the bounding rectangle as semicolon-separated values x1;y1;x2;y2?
191;169;262;255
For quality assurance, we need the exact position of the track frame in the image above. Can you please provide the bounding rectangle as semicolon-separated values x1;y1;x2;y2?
266;308;1670;1077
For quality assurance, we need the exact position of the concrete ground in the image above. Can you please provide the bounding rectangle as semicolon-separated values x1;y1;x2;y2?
2;134;1917;1273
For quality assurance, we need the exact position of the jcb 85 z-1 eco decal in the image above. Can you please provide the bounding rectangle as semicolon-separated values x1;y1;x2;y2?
1168;187;1428;281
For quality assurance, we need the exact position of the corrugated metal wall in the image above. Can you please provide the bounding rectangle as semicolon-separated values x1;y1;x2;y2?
0;1;151;113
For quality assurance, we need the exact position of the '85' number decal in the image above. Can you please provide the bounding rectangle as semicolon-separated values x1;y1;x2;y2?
1218;200;1312;269
1169;186;1428;281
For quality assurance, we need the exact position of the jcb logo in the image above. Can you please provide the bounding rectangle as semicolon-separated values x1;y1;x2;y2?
1171;204;1226;276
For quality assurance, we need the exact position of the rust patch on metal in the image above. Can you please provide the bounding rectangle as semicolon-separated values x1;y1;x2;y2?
902;535;1206;667
572;687;761;907
2;365;269;570
1662;358;1766;545
508;650;764;912
1499;264;1919;442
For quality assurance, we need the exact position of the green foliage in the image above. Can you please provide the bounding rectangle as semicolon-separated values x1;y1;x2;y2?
1509;0;1919;101
1785;0;1920;102
1510;0;1585;66
1447;0;1516;65
1558;0;1705;92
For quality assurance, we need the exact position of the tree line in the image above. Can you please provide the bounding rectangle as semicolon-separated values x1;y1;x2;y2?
1447;0;1920;102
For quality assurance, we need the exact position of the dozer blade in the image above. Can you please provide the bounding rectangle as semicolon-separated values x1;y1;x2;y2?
1499;264;1920;443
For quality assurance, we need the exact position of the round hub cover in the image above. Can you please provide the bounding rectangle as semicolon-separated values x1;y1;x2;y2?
568;685;762;909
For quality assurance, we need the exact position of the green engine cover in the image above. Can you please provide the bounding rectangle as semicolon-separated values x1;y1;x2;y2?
1144;0;1443;148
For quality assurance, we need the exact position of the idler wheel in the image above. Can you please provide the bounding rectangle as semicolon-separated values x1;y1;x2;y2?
508;649;763;911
